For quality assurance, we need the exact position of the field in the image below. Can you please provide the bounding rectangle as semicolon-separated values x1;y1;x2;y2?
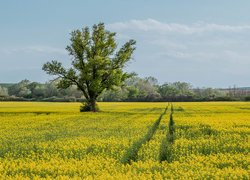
0;102;249;179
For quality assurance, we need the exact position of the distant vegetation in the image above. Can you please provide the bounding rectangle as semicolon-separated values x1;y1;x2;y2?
1;76;250;102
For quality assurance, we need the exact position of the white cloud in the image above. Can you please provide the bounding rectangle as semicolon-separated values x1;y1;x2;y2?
0;46;67;55
108;19;250;34
24;46;67;54
107;19;250;86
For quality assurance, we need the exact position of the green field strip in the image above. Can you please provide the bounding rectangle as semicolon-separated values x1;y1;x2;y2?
137;110;170;161
121;105;168;164
159;103;175;162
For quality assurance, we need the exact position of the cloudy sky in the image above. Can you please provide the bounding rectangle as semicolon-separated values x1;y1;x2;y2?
1;0;250;87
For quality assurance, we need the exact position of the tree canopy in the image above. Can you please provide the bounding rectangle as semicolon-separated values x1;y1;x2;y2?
43;23;136;111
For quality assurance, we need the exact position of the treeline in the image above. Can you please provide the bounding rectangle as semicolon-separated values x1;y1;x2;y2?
0;77;250;102
0;80;82;102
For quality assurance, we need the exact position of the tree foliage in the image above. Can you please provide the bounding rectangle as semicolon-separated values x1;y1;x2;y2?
0;86;8;97
159;82;193;98
43;23;136;111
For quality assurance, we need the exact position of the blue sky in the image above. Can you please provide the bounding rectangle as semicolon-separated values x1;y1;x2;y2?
1;0;250;87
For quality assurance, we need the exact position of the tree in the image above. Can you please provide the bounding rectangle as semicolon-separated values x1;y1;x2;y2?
9;79;31;98
171;82;193;96
43;23;136;111
158;82;193;101
27;82;45;98
145;76;158;87
135;78;160;100
193;87;226;100
158;83;178;98
100;87;128;102
0;86;8;97
125;76;160;101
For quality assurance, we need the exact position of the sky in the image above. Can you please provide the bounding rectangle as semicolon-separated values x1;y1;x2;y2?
1;0;250;88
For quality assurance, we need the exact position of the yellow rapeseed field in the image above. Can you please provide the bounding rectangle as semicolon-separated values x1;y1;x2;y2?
0;102;249;179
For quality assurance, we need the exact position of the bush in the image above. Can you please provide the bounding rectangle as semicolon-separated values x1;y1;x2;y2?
41;96;79;102
80;103;100;112
245;96;250;101
0;96;28;101
213;96;238;101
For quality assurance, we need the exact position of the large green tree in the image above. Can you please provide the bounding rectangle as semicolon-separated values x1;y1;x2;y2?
43;23;136;111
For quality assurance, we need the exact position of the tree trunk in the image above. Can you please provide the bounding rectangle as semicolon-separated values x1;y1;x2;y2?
90;99;96;112
80;98;98;112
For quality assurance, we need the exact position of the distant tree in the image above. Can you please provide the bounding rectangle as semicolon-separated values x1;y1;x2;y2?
32;85;46;98
158;83;178;98
193;87;226;100
126;76;160;101
145;76;159;87
100;87;128;102
9;79;31;98
0;86;8;97
127;86;139;99
61;85;83;99
27;82;40;94
43;23;136;111
158;82;193;100
44;81;60;98
172;82;193;96
136;79;160;99
27;82;46;98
